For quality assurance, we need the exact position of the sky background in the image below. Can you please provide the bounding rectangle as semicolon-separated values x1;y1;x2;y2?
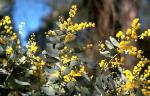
12;0;52;46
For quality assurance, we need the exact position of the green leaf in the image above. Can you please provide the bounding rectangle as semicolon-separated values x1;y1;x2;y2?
105;40;114;49
0;46;4;54
82;74;90;82
62;68;71;76
100;51;112;58
41;86;55;96
70;60;78;67
19;56;26;64
109;36;119;47
66;82;75;92
74;48;84;53
46;36;61;44
45;56;59;63
54;43;64;50
45;68;59;81
67;82;75;89
110;49;117;57
0;69;8;74
46;43;59;57
14;79;30;86
95;86;103;96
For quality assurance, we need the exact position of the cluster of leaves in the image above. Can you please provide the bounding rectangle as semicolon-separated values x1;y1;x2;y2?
0;5;149;96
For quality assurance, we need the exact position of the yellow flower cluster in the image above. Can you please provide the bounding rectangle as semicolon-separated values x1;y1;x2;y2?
133;56;150;79
69;5;77;18
139;66;149;80
118;44;142;58
47;30;57;36
58;5;95;44
111;57;124;67
116;19;140;40
116;18;141;55
118;41;130;50
60;46;77;64
60;55;78;64
64;32;75;43
131;18;141;30
116;31;124;39
120;70;139;94
83;43;93;49
25;34;40;76
129;46;137;56
127;27;137;40
66;22;95;33
0;16;13;34
137;50;143;58
123;70;134;81
58;18;71;31
140;29;150;39
45;5;95;46
98;41;105;51
59;19;95;32
30;42;38;53
60;65;67;73
140;67;150;95
11;33;17;40
133;60;145;76
121;81;137;92
60;46;72;54
30;56;46;76
63;66;85;82
121;57;149;95
142;68;150;79
26;34;38;54
60;54;70;64
71;55;78;61
118;41;138;56
0;16;18;43
118;41;139;56
98;59;107;69
141;88;150;96
6;46;13;55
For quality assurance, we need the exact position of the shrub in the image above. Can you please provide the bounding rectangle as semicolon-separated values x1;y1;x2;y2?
0;5;149;96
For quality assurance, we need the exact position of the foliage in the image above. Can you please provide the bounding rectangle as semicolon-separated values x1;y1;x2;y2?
98;18;150;96
0;5;149;96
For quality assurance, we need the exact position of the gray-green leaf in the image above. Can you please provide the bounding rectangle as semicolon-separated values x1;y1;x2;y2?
109;36;119;47
105;40;114;49
14;79;30;85
100;51;112;58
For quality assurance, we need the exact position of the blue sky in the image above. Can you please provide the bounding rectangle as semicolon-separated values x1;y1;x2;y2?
12;0;52;46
